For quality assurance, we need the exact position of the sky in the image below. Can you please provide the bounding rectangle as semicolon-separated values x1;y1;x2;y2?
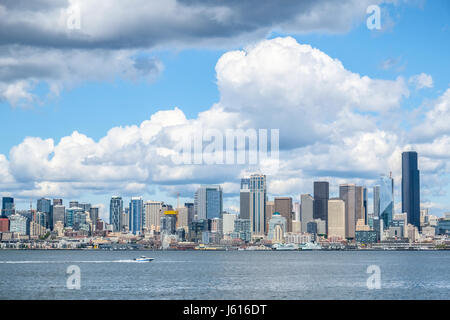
0;0;449;221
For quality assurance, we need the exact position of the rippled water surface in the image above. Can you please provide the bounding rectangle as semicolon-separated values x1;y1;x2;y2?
0;250;449;299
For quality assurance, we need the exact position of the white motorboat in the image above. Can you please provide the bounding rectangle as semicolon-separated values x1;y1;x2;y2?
133;256;154;262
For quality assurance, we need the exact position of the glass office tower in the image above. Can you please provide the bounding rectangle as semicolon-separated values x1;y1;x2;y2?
1;197;14;217
129;197;143;235
379;174;394;229
402;151;420;231
110;196;123;232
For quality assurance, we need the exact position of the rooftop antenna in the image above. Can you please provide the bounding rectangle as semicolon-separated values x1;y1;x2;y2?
177;192;180;209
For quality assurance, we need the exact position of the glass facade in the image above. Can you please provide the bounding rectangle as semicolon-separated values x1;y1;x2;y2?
37;198;51;228
2;197;14;218
110;196;123;232
249;174;266;235
194;185;223;220
379;174;394;229
402;151;420;231
129;197;143;235
313;181;329;229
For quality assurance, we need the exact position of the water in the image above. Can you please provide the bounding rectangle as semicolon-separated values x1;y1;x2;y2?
0;250;449;300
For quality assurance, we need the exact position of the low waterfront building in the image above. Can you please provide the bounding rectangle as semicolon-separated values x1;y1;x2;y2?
355;230;378;244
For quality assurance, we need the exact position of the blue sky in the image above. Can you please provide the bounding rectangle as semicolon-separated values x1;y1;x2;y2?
0;0;449;219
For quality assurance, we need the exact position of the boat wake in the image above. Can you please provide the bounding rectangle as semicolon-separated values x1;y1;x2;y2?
0;259;144;264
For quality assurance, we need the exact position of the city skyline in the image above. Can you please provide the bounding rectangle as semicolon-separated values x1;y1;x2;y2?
1;152;448;222
1;1;450;219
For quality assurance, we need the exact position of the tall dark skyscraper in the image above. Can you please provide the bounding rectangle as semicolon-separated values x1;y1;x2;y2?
402;151;420;231
110;196;123;232
313;181;329;231
2;197;14;218
37;198;52;229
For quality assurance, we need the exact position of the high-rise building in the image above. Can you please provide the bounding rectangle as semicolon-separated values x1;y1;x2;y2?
300;194;313;233
402;151;420;231
233;219;251;242
313;181;329;232
65;207;87;230
79;203;91;213
37;198;51;229
110;196;123;232
222;213;238;235
265;200;275;232
275;197;293;232
211;217;223;234
53;199;63;206
373;186;380;217
379;174;394;229
240;179;250;220
293;201;300;221
9;214;28;235
248;174;266;236
177;207;189;231
267;212;287;243
160;210;177;235
363;187;368;225
52;205;65;229
339;184;356;239
89;207;99;227
144;201;163;231
194;185;223;220
184;203;195;225
328;198;346;239
69;201;79;208
2;197;14;218
129;197;143;235
355;186;365;224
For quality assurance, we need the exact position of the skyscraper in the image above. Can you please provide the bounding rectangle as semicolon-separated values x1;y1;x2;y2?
300;194;314;233
363;187;368;225
402;151;420;231
265;200;275;232
379;174;394;229
194;185;223;220
248;174;266;236
185;202;195;225
110;196;123;232
129;197;143;235
355;186;365;226
339;184;356;239
52;205;65;229
240;179;250;220
313;181;329;232
144;201;163;231
373;185;380;217
275;197;293;232
328;198;346;239
2;197;14;218
89;207;99;225
37;198;51;229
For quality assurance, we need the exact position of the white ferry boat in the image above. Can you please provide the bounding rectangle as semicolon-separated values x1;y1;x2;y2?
300;242;322;250
272;243;299;251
